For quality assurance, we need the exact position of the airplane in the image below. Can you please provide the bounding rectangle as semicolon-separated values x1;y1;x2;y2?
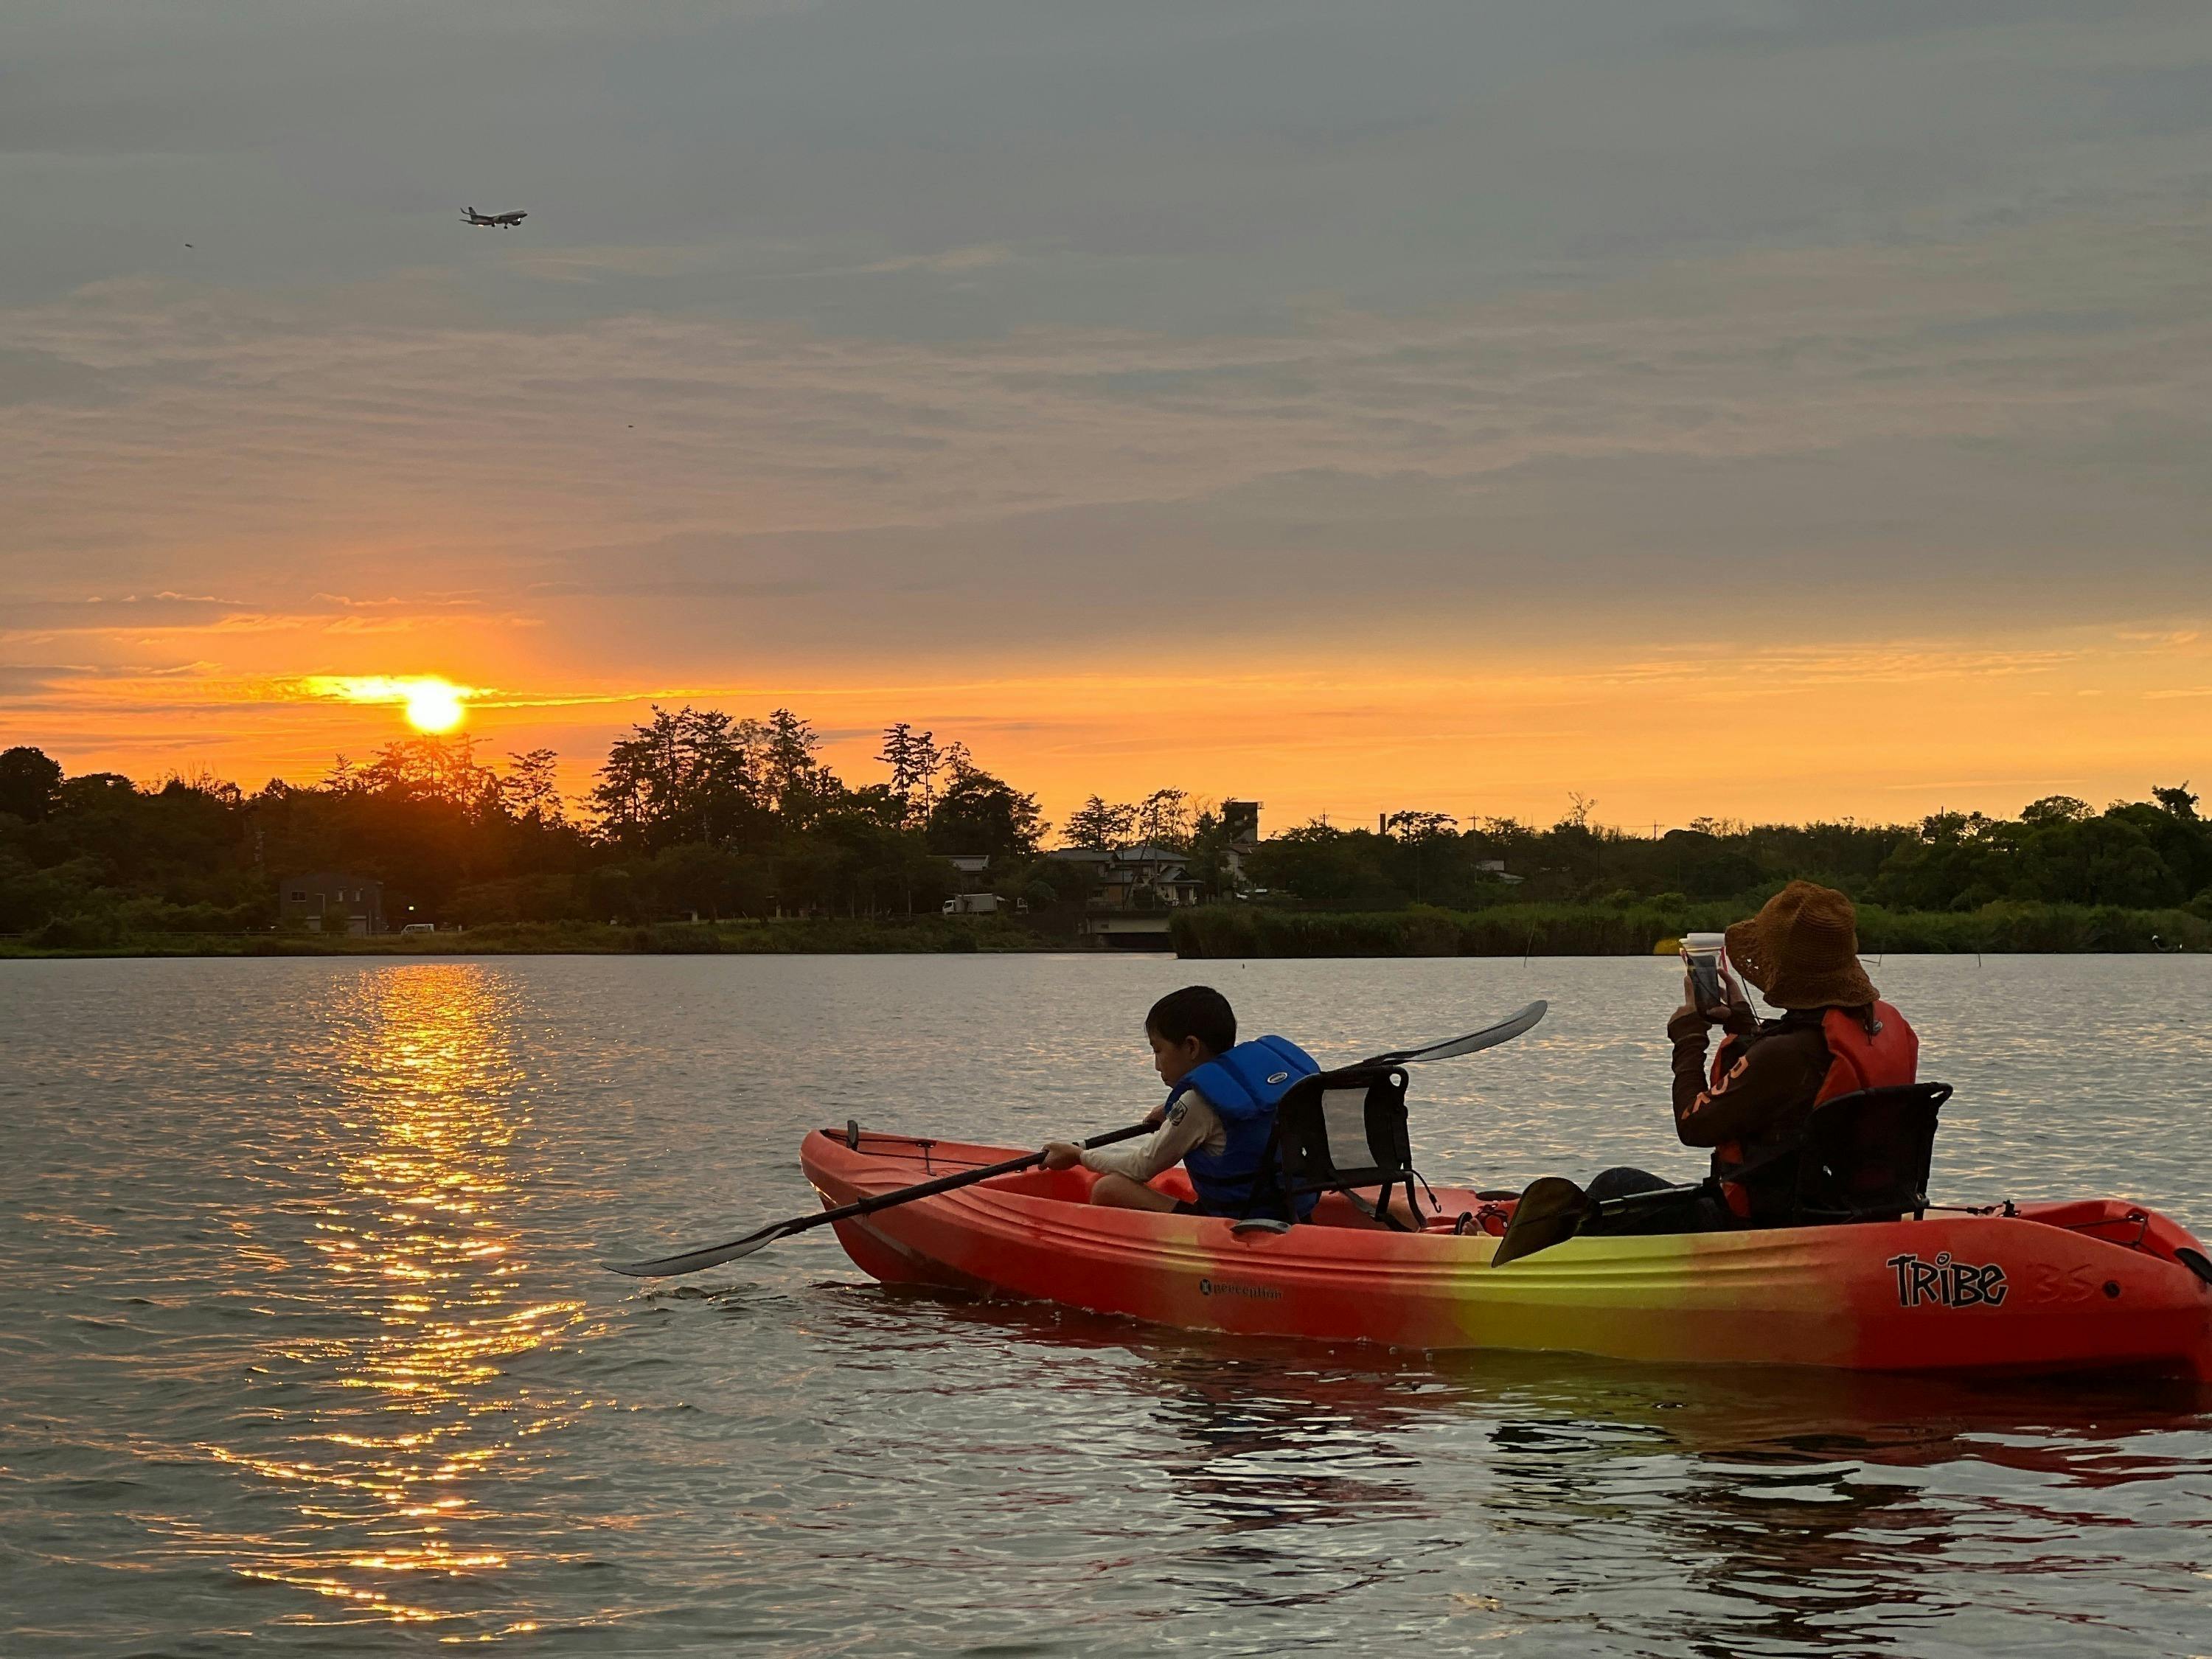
461;206;527;228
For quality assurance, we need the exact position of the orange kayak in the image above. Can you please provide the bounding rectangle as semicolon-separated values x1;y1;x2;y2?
800;1128;2212;1379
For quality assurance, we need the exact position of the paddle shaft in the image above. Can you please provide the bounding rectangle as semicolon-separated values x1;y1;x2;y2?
606;1120;1150;1276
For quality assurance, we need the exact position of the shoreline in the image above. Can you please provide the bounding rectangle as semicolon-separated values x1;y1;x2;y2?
4;900;2207;959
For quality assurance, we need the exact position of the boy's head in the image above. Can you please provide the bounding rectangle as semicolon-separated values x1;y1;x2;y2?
1145;984;1236;1087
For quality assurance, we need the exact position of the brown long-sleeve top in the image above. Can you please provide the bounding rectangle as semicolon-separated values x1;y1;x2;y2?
1077;1090;1227;1184
1668;1008;1836;1207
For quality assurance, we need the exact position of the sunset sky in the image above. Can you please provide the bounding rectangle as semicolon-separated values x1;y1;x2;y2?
6;0;2209;833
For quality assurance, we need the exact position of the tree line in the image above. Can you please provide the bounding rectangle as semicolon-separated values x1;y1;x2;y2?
1239;788;2212;917
0;708;1062;943
2;714;2208;945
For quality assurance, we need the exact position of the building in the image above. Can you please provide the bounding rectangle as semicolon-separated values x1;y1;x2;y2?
943;853;993;892
279;872;386;936
1047;842;1206;949
1221;799;1262;887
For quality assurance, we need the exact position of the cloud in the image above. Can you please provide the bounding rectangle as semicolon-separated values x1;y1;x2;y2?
6;193;2210;666
0;663;102;698
0;347;110;406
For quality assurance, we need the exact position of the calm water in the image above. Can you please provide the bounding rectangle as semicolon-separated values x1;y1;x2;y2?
3;954;2209;1657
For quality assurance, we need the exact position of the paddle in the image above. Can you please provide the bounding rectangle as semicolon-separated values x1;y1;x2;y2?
1490;1175;1588;1266
1496;1175;1742;1265
608;999;1550;1279
1363;999;1547;1065
606;1121;1152;1278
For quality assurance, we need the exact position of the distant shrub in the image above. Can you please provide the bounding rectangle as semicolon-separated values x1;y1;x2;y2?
644;922;726;953
29;911;125;950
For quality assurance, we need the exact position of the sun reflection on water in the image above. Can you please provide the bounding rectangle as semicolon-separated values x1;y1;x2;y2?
205;964;584;1632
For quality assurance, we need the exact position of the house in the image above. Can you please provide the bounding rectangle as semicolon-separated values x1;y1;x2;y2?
280;872;386;936
943;853;993;893
1047;842;1205;949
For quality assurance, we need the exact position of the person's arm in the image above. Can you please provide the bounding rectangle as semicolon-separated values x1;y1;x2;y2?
1671;1022;1826;1148
1080;1093;1220;1183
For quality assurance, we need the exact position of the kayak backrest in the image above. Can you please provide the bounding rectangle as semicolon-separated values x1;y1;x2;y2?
1791;1082;1952;1224
1271;1065;1421;1229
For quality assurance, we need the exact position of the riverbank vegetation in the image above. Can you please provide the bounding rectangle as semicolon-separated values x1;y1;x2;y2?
1172;900;2212;959
0;915;1046;959
4;717;2210;956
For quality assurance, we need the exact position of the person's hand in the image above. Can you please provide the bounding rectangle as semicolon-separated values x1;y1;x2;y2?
1672;970;1705;1026
1041;1140;1083;1171
1141;1102;1167;1130
1673;970;1745;1027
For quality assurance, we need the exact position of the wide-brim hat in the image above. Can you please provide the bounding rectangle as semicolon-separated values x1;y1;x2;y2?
1725;880;1878;1010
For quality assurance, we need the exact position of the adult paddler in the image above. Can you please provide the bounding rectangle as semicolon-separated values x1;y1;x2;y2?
1503;881;1919;1252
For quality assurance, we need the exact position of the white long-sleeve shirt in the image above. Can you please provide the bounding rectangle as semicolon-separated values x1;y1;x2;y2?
1079;1089;1228;1183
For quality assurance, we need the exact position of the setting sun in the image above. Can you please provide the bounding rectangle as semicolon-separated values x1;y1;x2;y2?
403;680;465;734
300;675;476;734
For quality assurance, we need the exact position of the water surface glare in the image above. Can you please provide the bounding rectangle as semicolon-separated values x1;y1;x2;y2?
2;954;2208;1655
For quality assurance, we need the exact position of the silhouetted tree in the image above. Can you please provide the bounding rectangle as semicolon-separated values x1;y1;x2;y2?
501;749;566;827
927;770;1045;858
1135;788;1193;849
0;747;62;823
1062;796;1138;851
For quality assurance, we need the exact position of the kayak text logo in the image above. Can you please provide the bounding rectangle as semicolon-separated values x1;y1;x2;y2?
1197;1277;1282;1301
1885;1251;2007;1309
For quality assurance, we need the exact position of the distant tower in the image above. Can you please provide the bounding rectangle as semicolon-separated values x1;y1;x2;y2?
1222;799;1262;888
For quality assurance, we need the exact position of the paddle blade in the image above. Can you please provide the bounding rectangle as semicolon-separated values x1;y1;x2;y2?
1491;1176;1587;1266
1368;999;1547;1065
606;1221;792;1278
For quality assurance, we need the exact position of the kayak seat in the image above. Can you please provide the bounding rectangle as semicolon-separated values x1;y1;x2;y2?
1787;1082;1952;1225
1268;1065;1427;1231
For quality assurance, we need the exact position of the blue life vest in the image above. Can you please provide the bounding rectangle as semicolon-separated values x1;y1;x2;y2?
1168;1035;1321;1218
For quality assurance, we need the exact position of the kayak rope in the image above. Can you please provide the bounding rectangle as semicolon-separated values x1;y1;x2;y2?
1928;1202;2162;1253
2061;1208;2152;1250
846;1137;998;1174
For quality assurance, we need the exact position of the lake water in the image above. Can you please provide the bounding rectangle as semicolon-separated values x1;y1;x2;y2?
3;954;2209;1656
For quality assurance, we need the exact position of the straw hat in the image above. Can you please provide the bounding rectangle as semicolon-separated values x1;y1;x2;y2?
1724;881;1878;1010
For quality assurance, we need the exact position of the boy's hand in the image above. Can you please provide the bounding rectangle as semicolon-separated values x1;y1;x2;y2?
1041;1141;1083;1171
1141;1103;1167;1130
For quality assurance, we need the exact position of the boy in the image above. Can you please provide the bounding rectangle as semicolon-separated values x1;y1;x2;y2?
1042;985;1319;1219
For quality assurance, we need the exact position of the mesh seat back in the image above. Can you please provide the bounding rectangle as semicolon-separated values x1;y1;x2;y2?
1274;1065;1412;1195
1792;1082;1951;1223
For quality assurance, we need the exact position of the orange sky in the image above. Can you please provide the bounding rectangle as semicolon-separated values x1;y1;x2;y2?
11;617;2209;834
